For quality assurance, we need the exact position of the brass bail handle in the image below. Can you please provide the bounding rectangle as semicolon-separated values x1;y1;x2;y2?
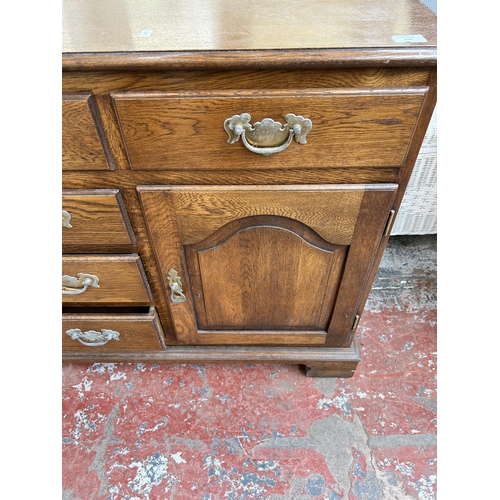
66;328;120;347
62;210;72;228
62;273;100;295
167;268;186;303
224;113;312;156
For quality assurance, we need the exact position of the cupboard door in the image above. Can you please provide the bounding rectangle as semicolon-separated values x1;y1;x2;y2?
138;185;397;346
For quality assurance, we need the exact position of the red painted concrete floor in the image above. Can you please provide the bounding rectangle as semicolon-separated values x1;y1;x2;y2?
62;235;437;500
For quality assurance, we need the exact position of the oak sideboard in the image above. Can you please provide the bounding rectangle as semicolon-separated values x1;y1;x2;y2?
62;0;437;376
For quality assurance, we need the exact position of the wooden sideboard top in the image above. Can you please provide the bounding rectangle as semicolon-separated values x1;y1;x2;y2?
62;0;436;69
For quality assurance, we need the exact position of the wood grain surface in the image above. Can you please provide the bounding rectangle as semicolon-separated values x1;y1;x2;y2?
62;189;135;246
325;187;397;345
62;0;436;53
150;185;364;246
185;216;346;331
63;68;431;94
61;0;437;366
62;340;361;378
61;168;400;190
138;184;396;346
62;93;113;171
62;254;153;305
63;48;437;72
62;307;164;351
112;89;427;170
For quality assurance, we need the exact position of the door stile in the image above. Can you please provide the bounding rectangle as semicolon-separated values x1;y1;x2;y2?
325;185;398;346
138;189;199;344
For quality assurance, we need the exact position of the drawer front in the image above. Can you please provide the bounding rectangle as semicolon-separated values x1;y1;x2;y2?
62;255;153;305
62;189;135;246
62;93;113;171
112;88;427;171
62;307;164;351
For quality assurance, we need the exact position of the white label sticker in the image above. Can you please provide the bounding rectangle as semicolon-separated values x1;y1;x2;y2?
140;30;152;37
392;34;427;43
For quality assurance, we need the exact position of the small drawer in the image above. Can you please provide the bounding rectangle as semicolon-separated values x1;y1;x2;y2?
62;93;114;171
62;189;135;246
112;88;427;171
62;307;164;351
62;254;153;305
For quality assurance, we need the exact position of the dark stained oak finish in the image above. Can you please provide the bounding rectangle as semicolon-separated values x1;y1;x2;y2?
63;48;437;72
62;254;153;306
185;216;346;332
62;93;114;171
62;0;437;375
156;185;365;246
63;68;431;94
62;189;135;247
63;341;361;378
138;184;396;346
112;89;427;171
62;0;436;53
61;168;400;190
62;307;164;351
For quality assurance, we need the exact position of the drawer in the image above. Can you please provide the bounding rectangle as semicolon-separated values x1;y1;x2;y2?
62;254;153;305
112;88;427;171
62;307;164;351
62;93;114;171
62;189;135;246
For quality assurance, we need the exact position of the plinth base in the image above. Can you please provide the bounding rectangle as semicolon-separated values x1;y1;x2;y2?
63;339;361;378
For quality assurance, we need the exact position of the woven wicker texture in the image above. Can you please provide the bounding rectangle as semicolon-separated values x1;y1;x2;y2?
392;107;437;235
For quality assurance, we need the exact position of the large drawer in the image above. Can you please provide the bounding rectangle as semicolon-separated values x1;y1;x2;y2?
62;307;164;351
62;93;113;171
112;88;427;171
62;189;135;246
62;254;153;305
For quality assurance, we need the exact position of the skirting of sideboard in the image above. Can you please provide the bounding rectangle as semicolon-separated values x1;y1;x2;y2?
62;338;361;378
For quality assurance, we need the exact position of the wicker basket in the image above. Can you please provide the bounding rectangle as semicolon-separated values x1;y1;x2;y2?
391;107;437;235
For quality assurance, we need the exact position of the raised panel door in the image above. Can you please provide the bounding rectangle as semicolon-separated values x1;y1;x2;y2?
138;184;397;346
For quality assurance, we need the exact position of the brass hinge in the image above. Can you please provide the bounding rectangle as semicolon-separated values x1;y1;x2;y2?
351;314;360;331
383;209;396;237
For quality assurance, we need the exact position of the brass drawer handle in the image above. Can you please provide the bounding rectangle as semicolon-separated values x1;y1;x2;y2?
62;210;72;228
62;273;100;295
167;268;186;303
224;113;312;156
65;328;120;347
